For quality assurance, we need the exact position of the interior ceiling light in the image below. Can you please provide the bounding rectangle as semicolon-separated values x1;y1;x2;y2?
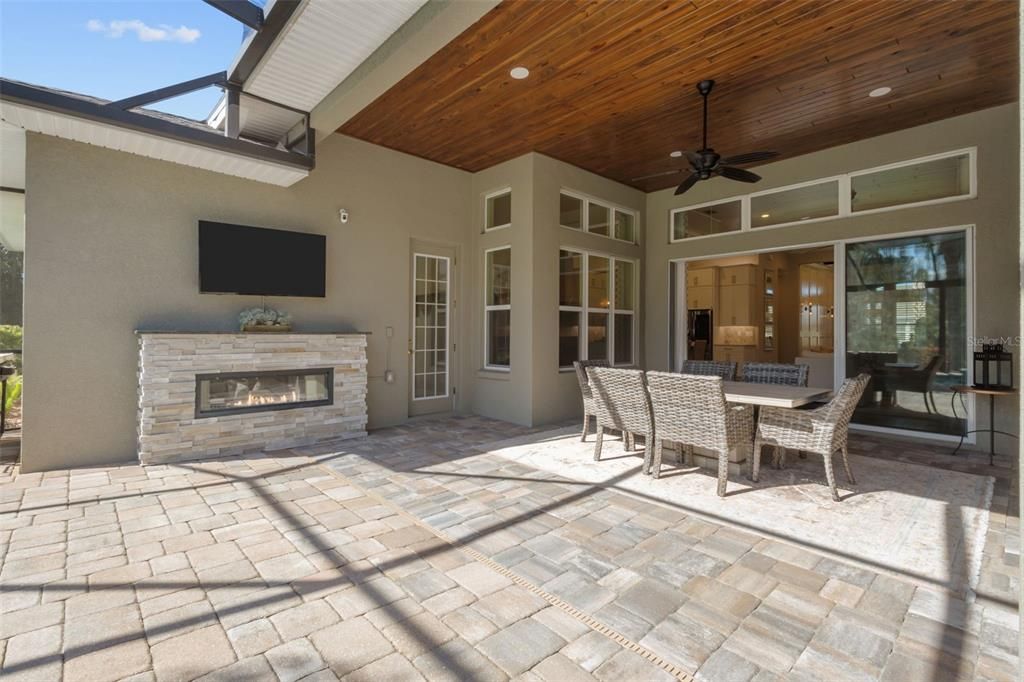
509;66;530;80
760;213;771;218
868;86;892;98
669;151;683;158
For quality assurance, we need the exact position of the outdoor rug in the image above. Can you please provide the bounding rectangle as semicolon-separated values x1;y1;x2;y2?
485;426;993;597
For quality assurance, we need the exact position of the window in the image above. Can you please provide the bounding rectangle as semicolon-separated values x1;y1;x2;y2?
845;230;968;436
671;199;742;240
558;249;636;368
560;190;637;244
484;248;511;369
588;202;610;237
560;192;583;230
851;151;972;213
751;180;840;228
484;189;511;231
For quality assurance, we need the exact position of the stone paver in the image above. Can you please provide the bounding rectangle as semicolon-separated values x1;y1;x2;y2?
0;415;1016;681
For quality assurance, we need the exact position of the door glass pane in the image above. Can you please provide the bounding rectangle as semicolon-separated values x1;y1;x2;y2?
559;311;581;368
845;231;967;435
560;193;582;230
486;248;511;306
588;256;609;309
413;254;450;400
614;210;635;242
614;260;634;311
614;314;633;365
485;191;511;230
487;309;511;367
588;312;609;361
559;250;582;306
588;202;610;236
852;153;971;212
751;180;839;227
672;200;741;239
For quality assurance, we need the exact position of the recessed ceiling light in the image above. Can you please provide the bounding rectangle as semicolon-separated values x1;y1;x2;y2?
669;150;683;158
510;66;530;80
760;213;771;219
868;86;892;98
800;216;812;221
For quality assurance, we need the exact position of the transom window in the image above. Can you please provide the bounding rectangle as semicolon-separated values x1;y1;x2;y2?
559;190;638;244
559;249;636;368
484;247;511;369
484;189;512;231
670;148;976;242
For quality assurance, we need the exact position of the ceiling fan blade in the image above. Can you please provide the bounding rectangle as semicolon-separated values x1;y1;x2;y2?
632;168;684;182
674;173;701;195
720;151;779;166
718;166;762;183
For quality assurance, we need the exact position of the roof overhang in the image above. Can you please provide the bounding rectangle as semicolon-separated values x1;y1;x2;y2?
0;79;311;186
213;0;430;143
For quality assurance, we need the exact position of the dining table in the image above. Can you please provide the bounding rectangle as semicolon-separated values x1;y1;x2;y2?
722;381;832;409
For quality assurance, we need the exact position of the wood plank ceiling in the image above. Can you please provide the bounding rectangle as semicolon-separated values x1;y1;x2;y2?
339;0;1019;192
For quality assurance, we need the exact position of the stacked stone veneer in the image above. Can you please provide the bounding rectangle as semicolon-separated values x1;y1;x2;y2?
137;332;368;465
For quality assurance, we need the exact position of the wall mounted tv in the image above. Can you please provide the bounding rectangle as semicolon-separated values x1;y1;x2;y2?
199;221;326;297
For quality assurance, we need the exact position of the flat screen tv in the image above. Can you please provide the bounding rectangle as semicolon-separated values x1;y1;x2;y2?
199;221;326;297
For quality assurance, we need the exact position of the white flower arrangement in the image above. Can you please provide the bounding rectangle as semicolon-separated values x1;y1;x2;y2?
239;306;292;330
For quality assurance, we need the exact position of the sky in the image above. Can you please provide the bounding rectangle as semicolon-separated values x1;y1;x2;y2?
0;1;252;121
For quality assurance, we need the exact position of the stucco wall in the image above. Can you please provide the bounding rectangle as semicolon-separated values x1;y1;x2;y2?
23;133;472;471
645;103;1021;446
530;153;645;425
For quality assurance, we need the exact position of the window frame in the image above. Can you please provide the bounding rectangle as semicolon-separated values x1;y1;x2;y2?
847;148;977;217
559;188;639;245
483;187;512;232
483;246;512;371
668;147;978;243
558;247;638;370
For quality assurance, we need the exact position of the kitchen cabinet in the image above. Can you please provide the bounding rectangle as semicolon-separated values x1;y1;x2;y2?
687;286;714;309
720;265;754;286
714;344;760;365
688;268;716;288
719;282;756;325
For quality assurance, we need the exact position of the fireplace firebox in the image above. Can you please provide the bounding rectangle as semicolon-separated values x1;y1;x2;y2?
195;368;333;418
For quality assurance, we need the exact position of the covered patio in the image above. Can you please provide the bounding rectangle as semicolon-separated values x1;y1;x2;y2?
0;416;1016;681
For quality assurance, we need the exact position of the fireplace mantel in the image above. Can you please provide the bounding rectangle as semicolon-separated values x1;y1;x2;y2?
137;332;368;465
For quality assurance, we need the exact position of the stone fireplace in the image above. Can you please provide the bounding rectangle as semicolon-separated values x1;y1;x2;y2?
137;331;368;465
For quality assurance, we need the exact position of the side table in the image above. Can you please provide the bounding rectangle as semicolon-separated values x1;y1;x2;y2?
950;385;1017;465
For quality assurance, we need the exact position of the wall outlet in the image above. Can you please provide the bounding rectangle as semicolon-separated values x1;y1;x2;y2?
385;326;393;338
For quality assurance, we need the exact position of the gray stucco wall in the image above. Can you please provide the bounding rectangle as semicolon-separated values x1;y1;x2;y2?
23;133;472;471
644;103;1021;447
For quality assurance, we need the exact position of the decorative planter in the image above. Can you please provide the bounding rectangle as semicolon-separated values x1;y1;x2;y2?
241;324;293;333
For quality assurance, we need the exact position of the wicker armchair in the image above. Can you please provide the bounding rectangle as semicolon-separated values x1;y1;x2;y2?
646;372;754;496
741;362;809;387
751;373;871;501
573;360;609;441
681;360;736;380
586;367;653;463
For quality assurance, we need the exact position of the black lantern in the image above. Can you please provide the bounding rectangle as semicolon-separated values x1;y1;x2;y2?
974;344;1014;390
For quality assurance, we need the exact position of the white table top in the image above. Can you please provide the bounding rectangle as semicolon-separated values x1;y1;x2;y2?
722;381;832;408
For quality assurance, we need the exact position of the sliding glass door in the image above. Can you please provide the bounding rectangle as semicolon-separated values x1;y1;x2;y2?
844;230;968;435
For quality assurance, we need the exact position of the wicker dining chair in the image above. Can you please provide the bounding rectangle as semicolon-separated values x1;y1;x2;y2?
645;372;754;496
573;360;609;441
751;373;871;501
741;362;809;387
680;360;737;380
586;367;653;463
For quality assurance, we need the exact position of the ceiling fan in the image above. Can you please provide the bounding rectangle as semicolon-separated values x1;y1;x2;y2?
634;80;778;195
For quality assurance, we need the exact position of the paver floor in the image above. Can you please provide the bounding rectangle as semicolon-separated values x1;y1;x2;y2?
0;415;1017;681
